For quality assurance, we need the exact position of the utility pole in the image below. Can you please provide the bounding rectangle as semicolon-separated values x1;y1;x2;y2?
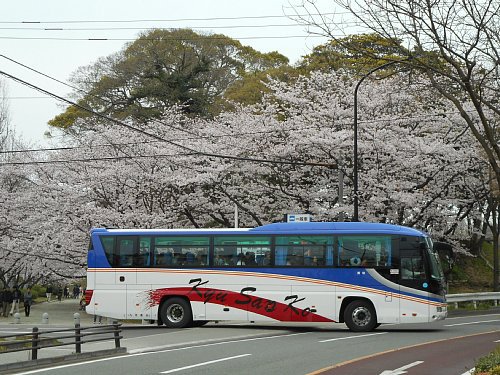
353;58;408;221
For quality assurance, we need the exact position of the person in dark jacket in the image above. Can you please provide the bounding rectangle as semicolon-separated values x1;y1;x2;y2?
46;285;53;302
24;287;33;317
3;288;13;317
0;288;6;317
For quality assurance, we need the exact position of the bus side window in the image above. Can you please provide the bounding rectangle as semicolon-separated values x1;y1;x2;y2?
137;237;152;267
117;237;136;268
121;255;133;267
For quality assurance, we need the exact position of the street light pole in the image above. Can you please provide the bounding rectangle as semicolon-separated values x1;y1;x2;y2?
353;59;406;222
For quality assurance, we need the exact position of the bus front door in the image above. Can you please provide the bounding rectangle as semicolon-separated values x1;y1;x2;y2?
398;247;429;323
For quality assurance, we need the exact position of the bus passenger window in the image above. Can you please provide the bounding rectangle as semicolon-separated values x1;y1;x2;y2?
214;252;229;266
121;255;133;267
259;252;271;266
117;238;136;268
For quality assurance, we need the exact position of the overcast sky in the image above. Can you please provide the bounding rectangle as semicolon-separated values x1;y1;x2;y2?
0;0;344;145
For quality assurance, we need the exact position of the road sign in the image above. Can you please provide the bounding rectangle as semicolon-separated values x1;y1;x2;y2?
286;214;312;223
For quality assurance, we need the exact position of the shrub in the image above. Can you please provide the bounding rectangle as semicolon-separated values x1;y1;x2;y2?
475;346;500;374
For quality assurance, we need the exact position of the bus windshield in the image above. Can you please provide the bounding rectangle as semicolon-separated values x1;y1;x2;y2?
426;238;445;280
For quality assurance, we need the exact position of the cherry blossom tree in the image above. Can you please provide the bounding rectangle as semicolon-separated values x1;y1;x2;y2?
292;0;500;289
0;70;489;284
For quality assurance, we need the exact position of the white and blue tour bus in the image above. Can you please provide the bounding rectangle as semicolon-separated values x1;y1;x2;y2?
85;222;448;331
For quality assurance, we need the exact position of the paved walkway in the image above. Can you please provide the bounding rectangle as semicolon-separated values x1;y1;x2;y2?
0;298;94;327
0;299;124;370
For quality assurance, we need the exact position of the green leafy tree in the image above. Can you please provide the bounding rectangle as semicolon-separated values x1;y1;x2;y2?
298;33;408;74
223;65;297;107
49;29;289;128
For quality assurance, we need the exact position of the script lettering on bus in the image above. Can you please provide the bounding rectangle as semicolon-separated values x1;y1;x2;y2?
189;278;228;304
189;278;312;317
234;286;277;313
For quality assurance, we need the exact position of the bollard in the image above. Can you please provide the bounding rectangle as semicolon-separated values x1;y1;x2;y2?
42;312;49;324
13;312;21;324
113;322;121;348
73;312;80;325
75;323;81;354
31;327;39;360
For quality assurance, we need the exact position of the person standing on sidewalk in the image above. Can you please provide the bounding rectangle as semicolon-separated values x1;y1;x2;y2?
73;285;79;299
46;285;53;302
10;286;20;315
2;287;12;317
23;287;33;317
57;286;63;302
0;287;6;317
9;286;20;316
64;286;69;299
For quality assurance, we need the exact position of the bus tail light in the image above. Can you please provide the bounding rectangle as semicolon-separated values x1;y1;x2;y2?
85;289;94;305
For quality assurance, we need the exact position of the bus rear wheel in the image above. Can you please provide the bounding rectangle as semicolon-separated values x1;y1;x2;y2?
160;297;193;328
344;300;377;332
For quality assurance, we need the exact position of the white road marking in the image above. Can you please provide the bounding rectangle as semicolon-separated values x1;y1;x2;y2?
128;331;309;354
460;368;475;375
379;360;424;375
121;328;188;341
0;330;32;334
445;313;500;320
15;332;308;374
159;354;251;374
444;319;500;327
319;332;387;343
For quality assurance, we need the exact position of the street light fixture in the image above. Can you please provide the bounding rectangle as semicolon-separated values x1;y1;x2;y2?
353;59;408;221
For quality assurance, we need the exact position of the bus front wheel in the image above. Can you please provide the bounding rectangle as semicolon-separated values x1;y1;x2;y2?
160;297;193;328
344;300;377;332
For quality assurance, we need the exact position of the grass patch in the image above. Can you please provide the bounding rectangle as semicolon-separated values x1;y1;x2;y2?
474;346;500;374
448;301;498;311
448;248;494;294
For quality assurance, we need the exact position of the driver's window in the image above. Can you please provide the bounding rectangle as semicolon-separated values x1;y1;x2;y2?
401;255;426;280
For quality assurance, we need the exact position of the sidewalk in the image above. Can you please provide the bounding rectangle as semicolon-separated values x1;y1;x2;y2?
0;298;125;371
0;298;94;327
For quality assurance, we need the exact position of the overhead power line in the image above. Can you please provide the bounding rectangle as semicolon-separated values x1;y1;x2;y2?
0;54;90;98
0;108;468;159
0;152;198;166
0;96;52;99
0;69;336;169
1;51;470;158
0;13;339;24
0;23;307;31
0;35;327;41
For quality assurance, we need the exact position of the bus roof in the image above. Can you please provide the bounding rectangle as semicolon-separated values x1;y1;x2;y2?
91;222;426;237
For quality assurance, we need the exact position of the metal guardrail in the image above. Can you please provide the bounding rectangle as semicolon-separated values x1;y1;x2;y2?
0;323;123;359
446;292;500;309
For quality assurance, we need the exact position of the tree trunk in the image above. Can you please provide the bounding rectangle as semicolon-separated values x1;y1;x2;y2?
493;206;499;291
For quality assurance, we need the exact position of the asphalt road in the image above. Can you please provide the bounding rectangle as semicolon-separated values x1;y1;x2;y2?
3;310;498;375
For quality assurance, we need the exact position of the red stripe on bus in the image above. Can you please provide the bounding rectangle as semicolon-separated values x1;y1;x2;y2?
147;287;334;323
